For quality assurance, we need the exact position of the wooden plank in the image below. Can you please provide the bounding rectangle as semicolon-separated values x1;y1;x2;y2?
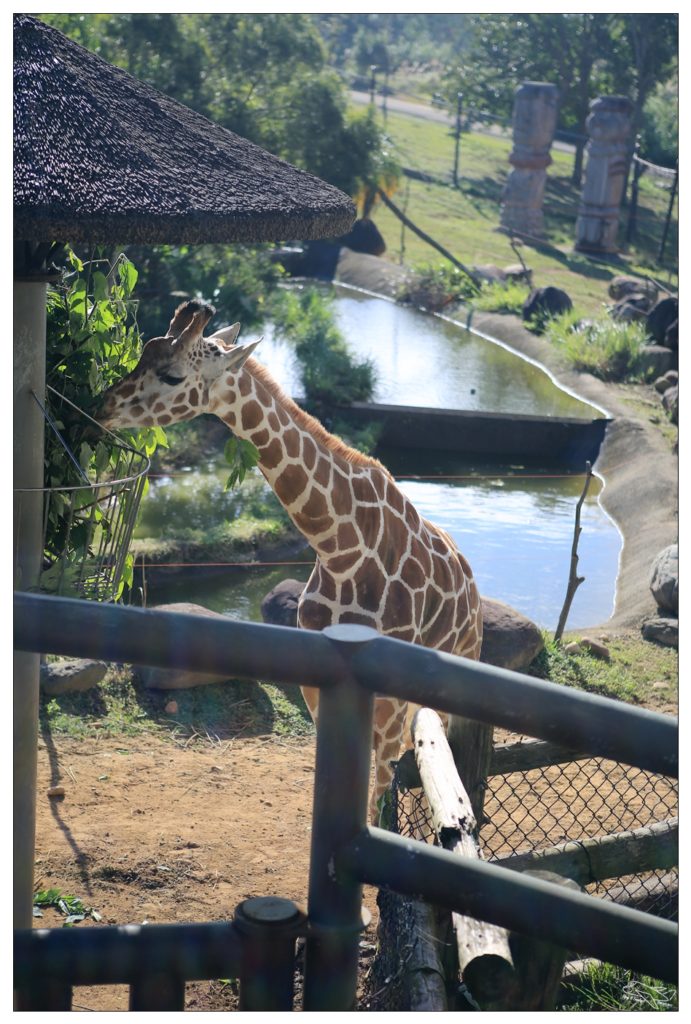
490;737;591;774
412;708;515;1006
496;818;678;886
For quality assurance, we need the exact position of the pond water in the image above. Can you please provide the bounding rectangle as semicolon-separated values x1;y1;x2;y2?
248;285;600;419
143;461;619;632
141;287;620;631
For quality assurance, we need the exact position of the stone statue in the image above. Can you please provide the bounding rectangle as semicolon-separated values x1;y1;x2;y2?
575;96;633;253
500;82;559;238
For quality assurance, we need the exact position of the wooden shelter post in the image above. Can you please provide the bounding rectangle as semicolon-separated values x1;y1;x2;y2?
13;267;47;929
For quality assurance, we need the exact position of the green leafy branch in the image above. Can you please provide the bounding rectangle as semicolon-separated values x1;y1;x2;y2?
223;437;261;491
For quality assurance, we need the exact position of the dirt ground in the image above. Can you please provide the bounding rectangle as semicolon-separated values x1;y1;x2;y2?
34;730;383;1011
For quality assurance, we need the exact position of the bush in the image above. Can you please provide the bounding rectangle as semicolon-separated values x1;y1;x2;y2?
400;260;478;310
471;280;531;315
273;287;377;412
546;312;648;381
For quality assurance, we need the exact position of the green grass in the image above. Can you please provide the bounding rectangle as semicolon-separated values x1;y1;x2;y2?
40;665;314;745
369;109;678;316
471;280;531;315
545;311;650;381
528;633;677;708
561;961;677;1012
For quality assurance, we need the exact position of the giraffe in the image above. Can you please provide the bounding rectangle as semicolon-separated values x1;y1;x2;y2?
98;300;483;819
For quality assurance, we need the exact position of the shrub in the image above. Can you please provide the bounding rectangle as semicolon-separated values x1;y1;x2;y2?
273;287;377;412
546;312;648;381
400;260;478;309
471;280;531;315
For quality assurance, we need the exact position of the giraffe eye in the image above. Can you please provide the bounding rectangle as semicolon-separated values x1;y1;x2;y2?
158;370;186;387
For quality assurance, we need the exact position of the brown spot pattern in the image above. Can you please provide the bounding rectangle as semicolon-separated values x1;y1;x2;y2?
241;400;263;431
275;464;309;505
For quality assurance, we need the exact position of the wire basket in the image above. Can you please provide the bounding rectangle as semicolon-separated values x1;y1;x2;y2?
15;387;150;603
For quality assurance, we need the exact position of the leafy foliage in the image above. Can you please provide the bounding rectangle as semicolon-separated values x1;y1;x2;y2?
471;280;531;315
273;288;377;414
43;248;165;598
545;311;649;381
33;888;102;927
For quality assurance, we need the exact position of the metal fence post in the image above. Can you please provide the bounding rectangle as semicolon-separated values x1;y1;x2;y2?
235;897;306;1011
303;625;377;1012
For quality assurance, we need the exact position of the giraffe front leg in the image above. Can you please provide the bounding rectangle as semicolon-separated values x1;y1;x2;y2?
371;699;408;826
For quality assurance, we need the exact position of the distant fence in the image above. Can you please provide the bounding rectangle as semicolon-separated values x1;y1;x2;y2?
373;92;677;270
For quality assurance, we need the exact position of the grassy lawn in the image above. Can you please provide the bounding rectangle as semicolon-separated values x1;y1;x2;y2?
369;109;678;317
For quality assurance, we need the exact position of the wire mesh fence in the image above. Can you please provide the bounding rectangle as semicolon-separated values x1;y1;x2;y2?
366;730;678;1008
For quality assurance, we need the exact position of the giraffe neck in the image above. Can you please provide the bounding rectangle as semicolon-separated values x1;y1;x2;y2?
210;358;385;566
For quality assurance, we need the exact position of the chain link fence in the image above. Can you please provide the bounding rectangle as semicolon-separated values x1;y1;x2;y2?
363;731;678;1009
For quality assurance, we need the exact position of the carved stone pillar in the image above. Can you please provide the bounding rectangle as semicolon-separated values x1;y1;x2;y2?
575;96;632;253
500;82;558;238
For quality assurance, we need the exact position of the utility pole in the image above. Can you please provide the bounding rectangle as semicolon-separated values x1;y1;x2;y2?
453;92;463;187
369;65;378;107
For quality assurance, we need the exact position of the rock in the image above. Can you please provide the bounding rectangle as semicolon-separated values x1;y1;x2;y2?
479;597;544;671
653;370;678;394
641;615;678;649
664;318;678;350
563;641;583;655
473;264;506;284
522;286;573;326
136;603;233;690
638;345;676;378
165;701;179;715
646;297;678;345
662;385;678;424
650;545;678;614
337;218;386;257
40;659;108;695
578;637;611;661
610;295;651;322
503;263;533;286
608;275;658;304
47;786;65;799
260;579;303;628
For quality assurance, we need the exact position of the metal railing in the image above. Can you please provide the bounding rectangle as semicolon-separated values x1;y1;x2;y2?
14;594;678;1009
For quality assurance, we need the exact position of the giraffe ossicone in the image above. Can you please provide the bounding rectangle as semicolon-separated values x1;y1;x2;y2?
98;300;483;820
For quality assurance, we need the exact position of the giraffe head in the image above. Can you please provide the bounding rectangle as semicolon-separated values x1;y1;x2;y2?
97;300;260;429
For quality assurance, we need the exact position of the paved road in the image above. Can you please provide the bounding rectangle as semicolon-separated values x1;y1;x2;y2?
350;89;576;155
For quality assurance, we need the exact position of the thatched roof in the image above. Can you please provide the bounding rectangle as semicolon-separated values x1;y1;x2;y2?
13;15;356;244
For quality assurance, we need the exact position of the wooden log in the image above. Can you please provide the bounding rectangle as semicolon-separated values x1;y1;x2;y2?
603;872;678;920
406;901;449;1012
447;715;494;824
489;870;583;1011
490;737;590;775
412;708;515;1006
496;818;678;887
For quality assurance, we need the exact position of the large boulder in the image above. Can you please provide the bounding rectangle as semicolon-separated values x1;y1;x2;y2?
638;345;676;378
662;385;678;425
646;297;678;345
653;370;678;394
136;603;233;689
260;584;544;672
664;319;678;351
40;658;108;695
642;615;678;649
608;275;658;305
649;545;678;614
260;578;303;628
610;295;652;322
337;218;386;257
479;597;544;671
522;286;572;326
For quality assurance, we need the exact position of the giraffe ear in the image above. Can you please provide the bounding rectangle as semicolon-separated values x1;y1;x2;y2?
208;322;242;347
223;338;262;372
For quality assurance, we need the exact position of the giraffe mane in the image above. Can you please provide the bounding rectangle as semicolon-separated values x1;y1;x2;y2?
245;357;392;476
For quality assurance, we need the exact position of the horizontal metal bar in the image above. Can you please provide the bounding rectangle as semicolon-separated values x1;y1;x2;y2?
14;920;242;987
339;828;678;984
349;638;678;778
14;593;347;690
15;594;677;778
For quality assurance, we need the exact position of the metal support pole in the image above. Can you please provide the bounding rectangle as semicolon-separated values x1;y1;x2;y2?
13;273;47;931
129;973;185;1011
658;161;678;265
453;91;463;186
303;625;377;1012
235;897;306;1011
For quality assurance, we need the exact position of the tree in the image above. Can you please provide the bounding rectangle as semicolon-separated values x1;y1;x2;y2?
441;14;677;182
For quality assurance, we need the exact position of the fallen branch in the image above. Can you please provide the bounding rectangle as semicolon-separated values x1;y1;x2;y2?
554;461;593;643
375;188;482;292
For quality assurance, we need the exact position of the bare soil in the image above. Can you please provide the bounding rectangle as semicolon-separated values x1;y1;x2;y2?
34;730;383;1012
